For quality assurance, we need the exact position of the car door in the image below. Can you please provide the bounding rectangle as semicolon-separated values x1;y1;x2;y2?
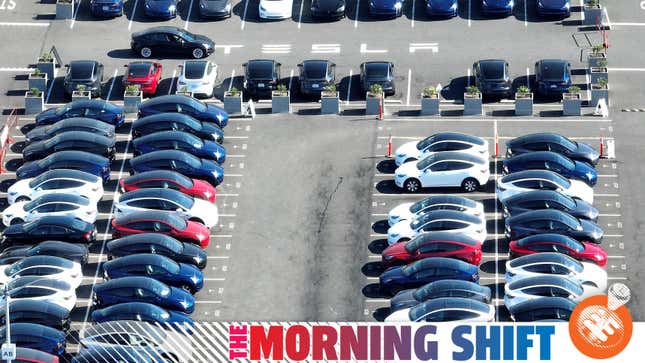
422;161;449;187
443;161;473;186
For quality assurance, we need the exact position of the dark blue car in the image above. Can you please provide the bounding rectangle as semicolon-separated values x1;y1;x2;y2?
144;0;178;18
503;151;597;186
482;0;514;15
505;209;604;243
138;94;228;128
368;0;403;17
506;133;600;166
510;297;576;321
133;130;226;164
16;150;111;182
390;280;491;312
0;323;66;356
132;113;224;143
535;59;572;96
130;149;224;186
26;117;116;143
35;100;124;127
379;257;479;294
91;302;194;327
103;253;204;293
90;0;124;17
107;233;208;269
93;276;195;313
426;0;458;17
537;0;570;17
502;190;598;221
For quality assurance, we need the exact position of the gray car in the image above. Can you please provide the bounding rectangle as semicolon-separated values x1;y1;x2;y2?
199;0;232;18
64;60;104;98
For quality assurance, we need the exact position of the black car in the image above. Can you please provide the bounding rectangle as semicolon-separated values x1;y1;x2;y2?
505;209;604;243
501;190;598;221
130;26;215;59
132;113;223;143
298;60;336;97
0;323;66;356
473;59;512;98
64;60;104;98
138;94;228;128
243;59;282;97
506;133;600;166
510;296;576;321
535;59;572;96
26;117;116;143
360;61;396;96
310;0;346;19
2;215;97;244
22;131;116;161
106;233;207;269
0;299;71;331
0;240;89;265
199;0;232;18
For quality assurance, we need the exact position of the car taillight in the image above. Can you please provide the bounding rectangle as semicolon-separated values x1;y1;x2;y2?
84;231;92;240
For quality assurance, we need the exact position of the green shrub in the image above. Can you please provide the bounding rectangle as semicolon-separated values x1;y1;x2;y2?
465;85;480;96
567;85;581;94
228;86;239;96
517;85;530;94
29;87;41;97
422;86;437;98
368;84;383;96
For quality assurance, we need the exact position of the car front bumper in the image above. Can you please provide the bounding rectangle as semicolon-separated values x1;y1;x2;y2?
90;4;124;17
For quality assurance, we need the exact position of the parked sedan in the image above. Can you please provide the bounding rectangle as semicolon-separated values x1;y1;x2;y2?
107;233;208;269
259;0;293;20
481;0;514;15
310;0;346;19
26;118;115;144
0;293;71;330
144;0;177;19
535;59;572;95
510;297;576;322
129;150;224;187
505;275;600;310
138;95;228;127
132;113;223;143
2;216;97;244
505;209;603;243
501;190;598;221
390;280;491;313
23;131;116;161
103;254;204;293
119;170;216;203
473;59;512;98
7;169;104;205
0;323;66;356
63;60;104;98
91;302;193;327
1;277;77;313
2;193;97;227
385;297;495;322
35;100;124;126
503;151;597;186
243;59;281;97
382;232;482;267
536;0;571;17
388;195;484;227
199;0;233;18
133;130;226;164
111;210;210;247
388;210;486;245
90;0;124;17
0;241;89;265
0;256;82;288
506;133;600;166
93;276;195;313
360;61;396;96
394;151;490;193
3;347;59;363
368;0;403;17
123;61;163;96
426;0;458;17
178;60;218;98
131;26;215;59
379;257;479;294
394;132;489;166
496;170;593;204
509;233;607;266
298;60;336;97
16;151;110;182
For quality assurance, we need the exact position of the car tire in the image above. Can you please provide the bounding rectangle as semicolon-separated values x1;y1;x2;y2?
192;48;205;59
9;218;23;225
403;179;421;193
461;178;480;193
140;47;152;58
15;196;30;203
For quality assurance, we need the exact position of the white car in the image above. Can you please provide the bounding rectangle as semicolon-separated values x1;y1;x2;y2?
0;255;83;288
385;298;495;322
2;193;97;227
394;152;490;193
496;169;593;204
177;60;218;98
387;195;484;227
387;210;486;245
504;274;604;311
1;276;77;312
259;0;293;19
114;188;219;229
7;169;103;205
394;132;489;166
505;252;607;292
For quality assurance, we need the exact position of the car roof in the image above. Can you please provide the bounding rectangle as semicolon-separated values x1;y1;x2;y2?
538;59;568;67
11;347;59;363
412;195;478;209
30;168;100;182
49;117;115;131
119;188;188;203
81;321;166;340
10;255;75;269
477;59;506;65
507;275;584;295
134;112;200;126
131;149;201;163
508;252;582;270
24;214;90;226
134;26;183;36
510;296;577;314
409;297;491;320
28;240;88;254
96;276;167;291
402;257;477;275
509;151;570;163
46;150;109;163
106;253;175;269
29;193;91;206
0;299;69;317
508;133;569;146
516;233;580;246
500;170;568;184
0;322;64;338
506;209;578;225
405;232;479;253
420;151;487;165
107;233;182;252
66;99;119;110
97;302;167;315
8;275;72;291
69;60;99;67
123;170;193;186
421;132;486;146
413;210;483;225
46;130;114;144
134;130;199;143
140;94;195;107
114;210;185;225
414;280;490;300
504;190;573;205
247;59;276;66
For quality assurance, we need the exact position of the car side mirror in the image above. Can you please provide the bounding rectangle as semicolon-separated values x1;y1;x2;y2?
297;63;302;67
64;64;70;67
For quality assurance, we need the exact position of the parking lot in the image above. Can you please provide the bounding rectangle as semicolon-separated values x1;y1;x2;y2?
1;0;645;351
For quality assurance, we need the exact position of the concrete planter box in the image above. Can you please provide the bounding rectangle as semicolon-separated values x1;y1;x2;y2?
28;73;48;93
320;92;340;115
590;86;609;108
514;93;534;116
72;90;91;102
463;93;482;115
56;0;75;19
420;96;440;116
223;92;243;114
25;92;44;115
123;92;143;113
562;94;582;116
365;93;383;115
271;91;291;114
583;5;603;26
36;59;56;81
587;53;607;68
590;67;608;84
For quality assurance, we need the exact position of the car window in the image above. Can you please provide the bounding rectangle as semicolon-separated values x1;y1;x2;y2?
65;108;85;118
128;199;163;209
184;62;206;79
420;221;443;231
515;180;539;189
445;161;472;171
442;221;469;230
32;204;58;213
153;222;171;233
125;222;151;230
42;180;84;189
539;180;559;190
429;161;449;172
136;288;156;298
414;268;437;279
70;64;94;79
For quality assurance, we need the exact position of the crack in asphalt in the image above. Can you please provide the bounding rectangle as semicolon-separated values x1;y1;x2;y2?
317;176;343;235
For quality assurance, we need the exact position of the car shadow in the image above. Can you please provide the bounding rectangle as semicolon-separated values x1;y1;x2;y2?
10;141;27;153
440;76;471;102
362;283;390;298
213;75;244;101
362;261;386;277
482;237;509;254
373;307;391;321
337;73;362;102
0;179;16;193
376;159;396;174
4;159;23;171
480;259;507;274
372;219;388;234
346;0;389;24
368;238;389;254
105;75;125;101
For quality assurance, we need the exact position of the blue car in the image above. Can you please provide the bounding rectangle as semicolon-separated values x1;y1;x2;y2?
510;296;576;321
482;0;514;15
0;323;66;356
103;253;204;293
144;0;178;18
133;130;227;164
426;0;458;17
368;0;404;18
132;113;224;143
502;190;598;221
138;94;228;128
90;0;124;17
379;257;479;294
390;280;491;312
505;209;604;243
535;59;572;96
35;100;124;127
130;149;224;187
506;133;600;166
503;151;597;187
93;276;195;313
537;0;570;17
107;233;208;269
91;302;194;327
16;150;111;182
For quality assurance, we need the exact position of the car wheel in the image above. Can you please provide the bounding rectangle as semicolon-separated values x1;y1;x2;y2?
192;48;205;59
403;179;421;193
15;196;30;203
140;47;152;58
9;218;23;225
461;178;480;193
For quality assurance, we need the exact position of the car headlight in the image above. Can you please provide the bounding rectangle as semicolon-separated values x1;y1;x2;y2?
260;5;266;12
564;2;570;9
369;1;374;7
509;0;514;7
225;3;231;11
395;174;405;179
4;214;11;218
180;300;189;308
8;191;16;195
390;214;399;220
169;5;176;11
384;255;394;261
191;275;199;283
394;2;402;9
338;5;345;12
450;3;457;9
390;233;399;238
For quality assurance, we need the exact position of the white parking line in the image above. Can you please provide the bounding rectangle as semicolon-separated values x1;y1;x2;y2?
168;69;177;95
298;0;304;28
346;69;353;105
204;278;226;281
468;0;472;27
0;22;50;27
0;67;31;72
227;69;235;91
524;0;527;27
105;68;119;101
608;68;645;72
365;299;389;303
603;6;611;29
129;0;139;31
467;68;471;87
287;69;294;93
355;0;360;28
195;300;223;304
493;118;499;322
207;256;230;259
70;0;82;29
411;0;416;28
578;0;585;22
610;23;645;27
526;67;530;88
406;69;412;106
241;0;249;30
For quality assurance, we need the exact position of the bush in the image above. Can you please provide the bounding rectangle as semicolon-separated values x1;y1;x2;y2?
596;78;608;88
125;84;141;95
592;44;605;55
179;85;189;93
597;59;608;68
228;86;239;96
585;0;600;7
323;84;336;93
29;87;41;97
75;84;87;92
276;84;288;92
465;85;480;95
517;85;530;94
39;52;53;62
368;84;383;96
567;85;581;94
32;68;42;77
422;86;437;98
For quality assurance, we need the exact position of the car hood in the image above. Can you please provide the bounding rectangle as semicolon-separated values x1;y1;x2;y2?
194;34;215;48
580;242;607;266
395;160;420;178
179;263;203;286
146;0;175;10
580;219;603;241
22;140;48;155
183;243;208;267
573;161;597;186
16;161;40;178
261;0;293;12
428;0;457;9
2;224;26;236
573;142;600;164
2;202;25;218
371;0;401;9
205;104;228;126
388;221;414;243
169;286;195;308
580;262;607;291
388;202;413;225
568;180;593;204
201;0;229;11
395;142;421;161
540;0;569;7
390;289;418;311
379;266;404;284
25;126;49;141
382;241;411;261
202;140;226;161
35;108;59;123
184;219;210;239
485;0;512;6
574;198;599;221
313;0;344;11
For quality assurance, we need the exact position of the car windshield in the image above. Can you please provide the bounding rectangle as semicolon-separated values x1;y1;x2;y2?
247;62;274;79
542;62;566;80
480;62;504;79
303;63;327;79
178;30;196;42
165;213;188;229
365;63;388;79
55;106;71;116
416;154;439;170
128;63;151;78
70;63;94;79
410;196;476;214
184;62;206;79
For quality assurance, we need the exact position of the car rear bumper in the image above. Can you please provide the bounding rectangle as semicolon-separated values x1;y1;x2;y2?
426;8;458;17
537;7;570;17
90;5;123;17
144;8;177;18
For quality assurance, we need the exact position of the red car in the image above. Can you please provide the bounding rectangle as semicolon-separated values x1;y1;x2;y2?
119;170;216;203
123;61;162;96
381;232;482;268
509;233;607;267
11;347;59;363
111;210;210;248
